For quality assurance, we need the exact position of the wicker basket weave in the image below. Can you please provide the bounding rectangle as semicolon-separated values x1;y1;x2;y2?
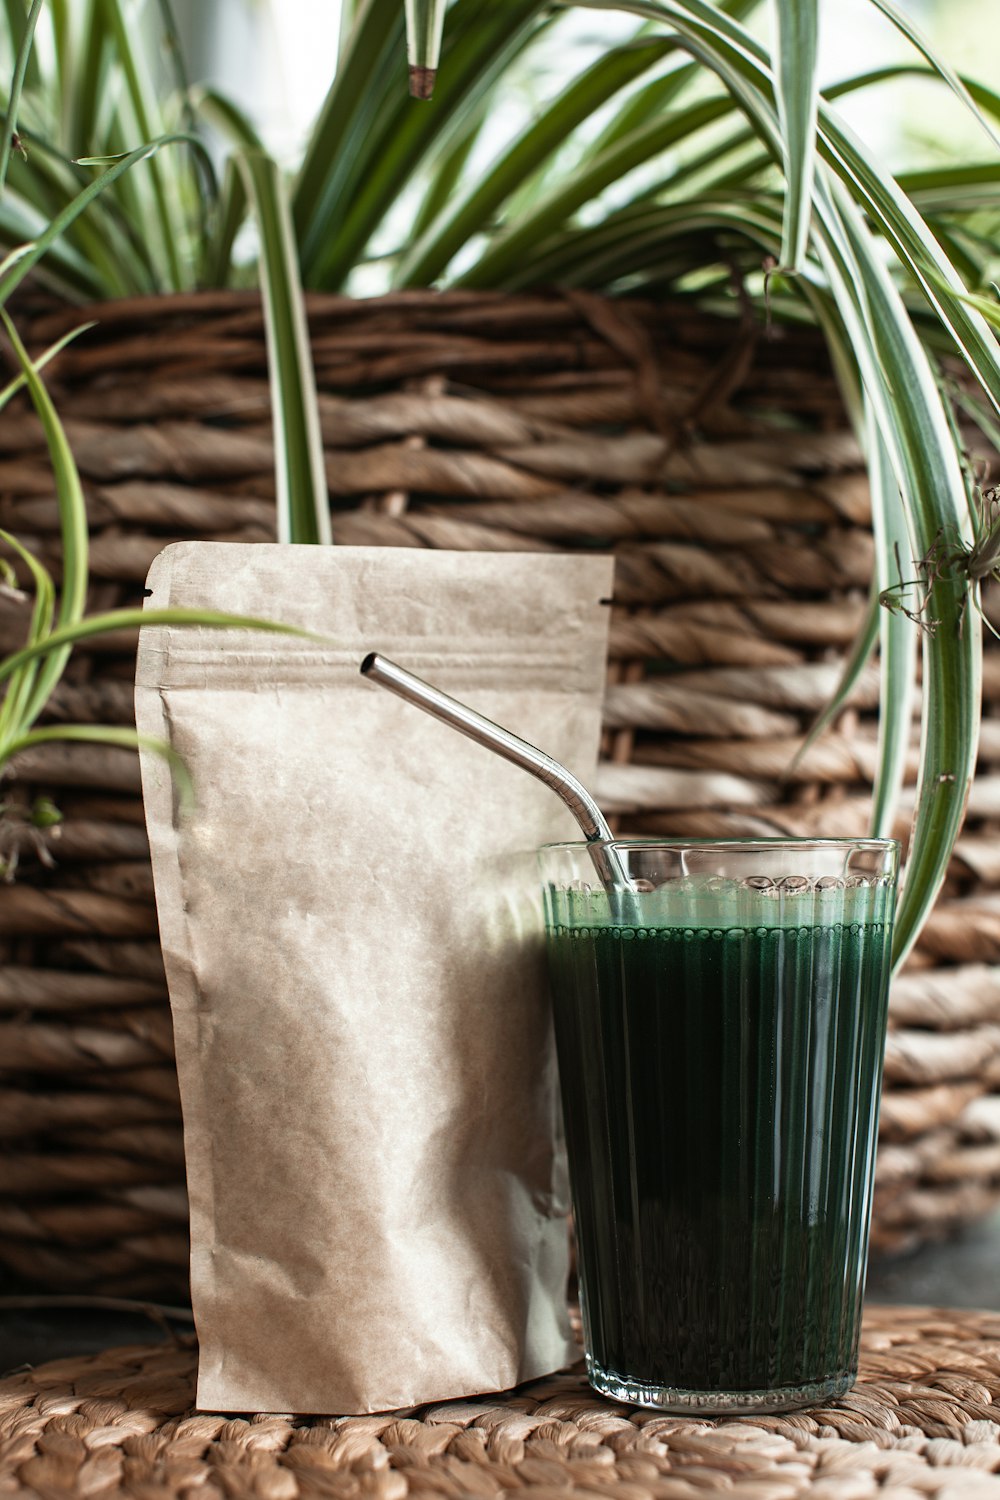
2;1307;1000;1496
0;288;998;1302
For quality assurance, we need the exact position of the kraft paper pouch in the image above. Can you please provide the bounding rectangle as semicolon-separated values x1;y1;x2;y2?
135;542;613;1415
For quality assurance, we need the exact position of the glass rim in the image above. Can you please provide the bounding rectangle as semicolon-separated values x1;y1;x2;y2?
539;836;901;853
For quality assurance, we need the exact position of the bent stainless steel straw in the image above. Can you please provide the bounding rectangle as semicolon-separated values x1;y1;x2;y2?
360;652;634;898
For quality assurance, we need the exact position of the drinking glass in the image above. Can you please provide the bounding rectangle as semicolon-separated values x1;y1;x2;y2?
539;837;899;1414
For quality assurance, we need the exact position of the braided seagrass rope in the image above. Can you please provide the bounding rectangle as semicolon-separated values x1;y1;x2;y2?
1;1307;999;1498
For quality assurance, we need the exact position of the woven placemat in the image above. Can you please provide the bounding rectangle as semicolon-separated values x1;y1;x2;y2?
2;1306;999;1498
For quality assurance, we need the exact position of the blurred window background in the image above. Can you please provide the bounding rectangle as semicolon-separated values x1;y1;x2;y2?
171;0;995;166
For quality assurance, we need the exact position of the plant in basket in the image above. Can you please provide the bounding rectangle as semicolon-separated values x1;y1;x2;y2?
0;190;302;839
0;0;997;1314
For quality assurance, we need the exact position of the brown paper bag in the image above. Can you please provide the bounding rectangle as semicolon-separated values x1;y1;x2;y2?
135;542;613;1414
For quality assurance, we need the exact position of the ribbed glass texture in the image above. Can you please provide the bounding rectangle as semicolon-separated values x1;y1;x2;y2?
540;839;899;1414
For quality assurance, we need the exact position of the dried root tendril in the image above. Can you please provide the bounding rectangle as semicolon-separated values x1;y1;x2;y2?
878;488;1000;638
0;793;61;880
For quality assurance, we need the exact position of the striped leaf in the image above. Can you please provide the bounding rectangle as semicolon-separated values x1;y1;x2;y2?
405;0;447;98
397;34;674;285
813;180;981;970
300;0;551;290
0;132;209;308
456;94;735;288
0;525;55;749
235;149;331;546
1;722;196;806
555;0;989;963
93;0;183;289
771;0;818;270
866;0;1000;151
0;607;315;689
0;0;44;194
867;410;918;841
0;310;88;728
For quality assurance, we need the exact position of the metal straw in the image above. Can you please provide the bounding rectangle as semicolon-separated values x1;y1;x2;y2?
360;653;635;899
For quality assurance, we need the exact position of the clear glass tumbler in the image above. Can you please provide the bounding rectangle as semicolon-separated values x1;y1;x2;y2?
539;838;899;1414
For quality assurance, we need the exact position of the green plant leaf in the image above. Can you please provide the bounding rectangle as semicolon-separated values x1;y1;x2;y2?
293;0;408;268
193;83;265;152
0;319;95;413
865;0;1000;152
557;0;1000;424
506;193;780;287
0;607;318;690
896;161;1000;216
588;0;761;154
202;156;246;289
786;591;880;781
556;0;986;964
456;93;735;288
825;64;1000;129
0;309;89;729
922;264;1000;332
235;148;331;546
0;723;196;808
152;0;218;266
771;0;818;271
0;116;160;295
0;525;55;749
0;131;203;307
867;410;918;840
2;0;41;90
408;93;486;243
397;34;673;286
297;0;551;289
0;0;44;195
819;108;1000;421
813;179;981;972
192;86;263;285
0;529;55;651
405;0;446;98
63;0;110;159
154;0;199;139
93;0;184;289
954;387;1000;455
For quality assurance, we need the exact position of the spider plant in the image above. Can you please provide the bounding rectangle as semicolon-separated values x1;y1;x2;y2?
0;303;302;837
2;0;999;971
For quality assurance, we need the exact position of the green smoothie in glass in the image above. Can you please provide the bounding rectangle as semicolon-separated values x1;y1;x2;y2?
540;839;898;1414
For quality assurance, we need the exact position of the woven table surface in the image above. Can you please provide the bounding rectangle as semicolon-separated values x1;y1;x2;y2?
2;1306;1000;1498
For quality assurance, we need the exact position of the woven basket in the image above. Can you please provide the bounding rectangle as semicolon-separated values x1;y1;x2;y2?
3;1306;1000;1495
0;288;998;1303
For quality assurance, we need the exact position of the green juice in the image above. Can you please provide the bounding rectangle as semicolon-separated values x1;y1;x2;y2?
544;883;893;1411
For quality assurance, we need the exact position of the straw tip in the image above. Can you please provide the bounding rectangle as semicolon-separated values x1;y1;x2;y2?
409;65;437;100
360;652;379;676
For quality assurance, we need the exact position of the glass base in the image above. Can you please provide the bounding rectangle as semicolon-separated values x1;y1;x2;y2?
586;1355;856;1414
